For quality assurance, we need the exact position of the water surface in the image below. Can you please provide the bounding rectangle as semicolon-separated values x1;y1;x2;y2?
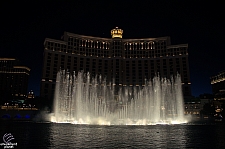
0;121;225;148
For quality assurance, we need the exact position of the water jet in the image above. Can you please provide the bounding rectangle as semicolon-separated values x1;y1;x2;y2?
51;70;187;125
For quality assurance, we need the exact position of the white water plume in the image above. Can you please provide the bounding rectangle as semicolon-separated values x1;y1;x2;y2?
51;70;187;125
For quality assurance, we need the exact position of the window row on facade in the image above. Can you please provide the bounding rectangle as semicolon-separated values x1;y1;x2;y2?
45;44;187;59
43;51;189;84
66;36;167;50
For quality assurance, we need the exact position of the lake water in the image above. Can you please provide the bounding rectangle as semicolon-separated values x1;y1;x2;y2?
0;121;225;149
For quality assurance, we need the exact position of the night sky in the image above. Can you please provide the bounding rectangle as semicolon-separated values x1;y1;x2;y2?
0;1;224;97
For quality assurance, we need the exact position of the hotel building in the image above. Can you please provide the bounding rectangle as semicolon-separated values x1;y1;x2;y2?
211;71;225;100
41;27;191;100
0;58;30;102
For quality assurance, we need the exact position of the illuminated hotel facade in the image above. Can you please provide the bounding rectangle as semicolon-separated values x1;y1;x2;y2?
41;27;191;100
0;58;30;102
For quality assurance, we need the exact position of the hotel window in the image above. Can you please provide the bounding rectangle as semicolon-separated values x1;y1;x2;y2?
61;55;65;61
47;60;51;66
54;54;58;60
47;53;51;59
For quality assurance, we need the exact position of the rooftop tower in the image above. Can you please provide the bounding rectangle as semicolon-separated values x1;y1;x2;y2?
111;27;123;38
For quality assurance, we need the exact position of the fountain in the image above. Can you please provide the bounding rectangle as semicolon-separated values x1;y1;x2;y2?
51;70;187;125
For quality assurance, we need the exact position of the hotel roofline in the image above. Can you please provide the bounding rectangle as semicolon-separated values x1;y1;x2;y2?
0;58;31;72
44;38;67;45
64;31;171;41
44;31;175;46
44;32;187;49
13;66;31;71
0;58;16;60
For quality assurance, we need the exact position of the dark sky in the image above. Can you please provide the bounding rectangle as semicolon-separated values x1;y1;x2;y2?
0;1;224;97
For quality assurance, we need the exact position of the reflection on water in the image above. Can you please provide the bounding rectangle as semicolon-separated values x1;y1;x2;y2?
0;122;225;148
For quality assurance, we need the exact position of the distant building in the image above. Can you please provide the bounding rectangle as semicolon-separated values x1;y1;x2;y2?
184;94;215;118
41;27;191;100
0;58;30;103
211;71;225;117
211;70;225;100
199;93;214;108
27;90;35;99
184;101;201;116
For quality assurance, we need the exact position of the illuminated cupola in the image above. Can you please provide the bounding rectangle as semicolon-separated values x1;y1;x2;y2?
111;27;123;38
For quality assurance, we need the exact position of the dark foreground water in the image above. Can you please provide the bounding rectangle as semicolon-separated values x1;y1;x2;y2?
0;121;225;149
